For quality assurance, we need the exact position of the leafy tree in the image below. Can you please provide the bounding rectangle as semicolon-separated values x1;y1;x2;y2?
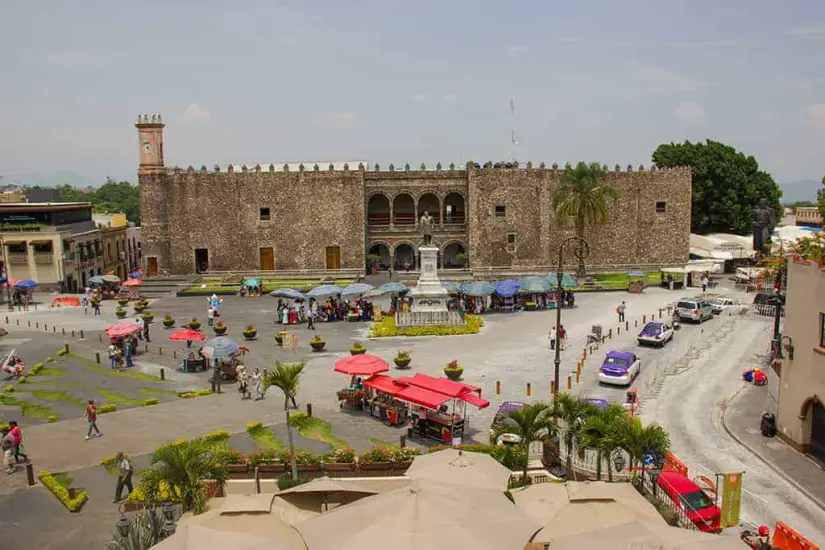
490;402;557;483
652;140;782;235
24;179;141;225
609;416;670;477
552;162;619;276
817;175;825;220
577;404;627;481
786;200;815;210
550;393;600;479
262;361;306;481
139;438;228;514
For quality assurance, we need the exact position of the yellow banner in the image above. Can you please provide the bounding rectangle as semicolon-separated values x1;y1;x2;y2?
720;472;743;528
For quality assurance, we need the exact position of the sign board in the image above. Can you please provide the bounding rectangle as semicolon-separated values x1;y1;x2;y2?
282;333;299;350
627;281;644;294
720;472;743;528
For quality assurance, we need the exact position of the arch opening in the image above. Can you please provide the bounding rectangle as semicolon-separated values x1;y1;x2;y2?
443;192;466;224
394;243;416;270
442;242;467;269
418;193;441;224
367;194;390;226
392;194;415;225
367;243;391;271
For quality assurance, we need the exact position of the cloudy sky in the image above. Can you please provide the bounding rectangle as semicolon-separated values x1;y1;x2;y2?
1;0;824;186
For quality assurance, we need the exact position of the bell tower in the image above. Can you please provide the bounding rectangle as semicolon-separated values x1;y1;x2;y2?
136;114;165;172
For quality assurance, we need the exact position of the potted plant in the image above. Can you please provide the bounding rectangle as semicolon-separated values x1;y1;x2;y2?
350;341;366;355
133;304;147;314
219;449;249;474
455;252;469;267
357;447;393;472
366;253;381;275
117;298;129;307
322;447;356;473
162;315;176;328
310;334;326;352
213;321;228;335
274;330;287;345
188;317;202;330
115;307;127;319
394;350;411;369
391;446;420;472
347;311;359;322
137;299;149;308
444;359;464;381
242;325;257;340
294;450;321;473
140;312;154;324
249;449;286;474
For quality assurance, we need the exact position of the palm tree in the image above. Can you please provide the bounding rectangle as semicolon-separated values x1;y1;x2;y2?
578;404;627;481
140;438;228;514
552;162;619;276
490;402;557;484
262;360;306;481
610;416;670;479
550;393;600;479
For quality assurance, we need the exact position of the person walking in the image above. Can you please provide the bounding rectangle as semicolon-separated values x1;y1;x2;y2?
108;343;118;369
307;310;316;331
8;421;28;464
81;296;89;315
207;306;215;327
135;317;144;340
93;299;101;316
112;452;134;503
2;428;15;474
143;321;150;343
617;301;626;322
252;368;265;401
84;400;102;440
701;274;709;292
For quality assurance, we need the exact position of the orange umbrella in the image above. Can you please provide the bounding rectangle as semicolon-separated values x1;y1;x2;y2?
121;278;143;287
334;354;390;376
168;328;206;342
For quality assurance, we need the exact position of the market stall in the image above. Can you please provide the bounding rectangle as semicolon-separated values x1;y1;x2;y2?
104;322;142;367
119;277;143;300
361;375;408;426
334;354;390;411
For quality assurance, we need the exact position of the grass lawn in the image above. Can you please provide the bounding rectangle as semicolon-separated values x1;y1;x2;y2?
70;353;166;383
138;387;178;396
246;425;283;450
32;367;67;377
96;388;145;406
52;472;73;488
30;389;84;406
290;412;349;449
368;438;394;449
0;393;56;421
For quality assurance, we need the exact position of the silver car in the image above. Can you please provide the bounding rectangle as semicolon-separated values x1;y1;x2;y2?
676;298;713;323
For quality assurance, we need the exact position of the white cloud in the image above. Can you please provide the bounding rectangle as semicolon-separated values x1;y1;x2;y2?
311;112;355;129
180;103;211;124
808;104;825;132
508;45;529;54
412;94;428;103
441;94;458;103
788;24;825;38
675;101;709;125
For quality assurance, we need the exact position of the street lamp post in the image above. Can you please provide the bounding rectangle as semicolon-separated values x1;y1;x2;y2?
553;236;590;394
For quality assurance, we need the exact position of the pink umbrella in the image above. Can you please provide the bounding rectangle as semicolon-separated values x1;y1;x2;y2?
121;278;143;287
105;323;142;338
334;354;390;376
168;328;206;342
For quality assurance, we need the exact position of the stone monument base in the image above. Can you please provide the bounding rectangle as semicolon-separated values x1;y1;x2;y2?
395;244;464;327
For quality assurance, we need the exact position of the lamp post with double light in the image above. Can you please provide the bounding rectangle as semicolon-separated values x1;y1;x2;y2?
553;236;590;394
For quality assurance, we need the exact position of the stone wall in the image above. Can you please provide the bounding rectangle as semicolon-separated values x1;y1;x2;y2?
467;164;692;270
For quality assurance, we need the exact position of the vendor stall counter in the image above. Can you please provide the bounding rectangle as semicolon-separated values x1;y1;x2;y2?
367;395;408;426
411;407;464;445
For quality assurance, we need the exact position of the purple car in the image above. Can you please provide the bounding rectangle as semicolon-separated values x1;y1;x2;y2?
582;398;609;410
637;321;675;347
490;401;527;445
598;350;641;387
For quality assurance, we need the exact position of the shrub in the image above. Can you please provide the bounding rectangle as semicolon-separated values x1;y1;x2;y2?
276;474;311;491
350;341;366;351
140;313;154;322
127;480;182;504
323;446;356;463
370;315;484;337
48;415;58;423
246;421;264;433
142;398;159;406
98;404;117;414
17;376;26;384
3;385;13;393
154;438;188;455
188;318;201;330
162;315;175;327
38;471;89;512
358;447;394;464
293;449;320;465
56;348;68;357
310;334;325;343
29;362;45;375
177;389;213;399
395;350;410;361
248;448;281;467
203;430;230;443
45;356;54;363
115;308;127;316
213;322;227;333
243;325;256;335
217;448;246;465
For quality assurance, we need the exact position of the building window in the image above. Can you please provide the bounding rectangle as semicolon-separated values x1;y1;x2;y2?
655;201;667;214
495;205;506;217
507;233;516;244
820;313;825;348
8;243;26;254
259;207;271;221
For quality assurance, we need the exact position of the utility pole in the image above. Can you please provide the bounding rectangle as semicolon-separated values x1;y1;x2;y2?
509;97;519;163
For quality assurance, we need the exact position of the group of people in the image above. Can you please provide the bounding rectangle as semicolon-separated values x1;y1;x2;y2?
275;296;377;327
239;283;265;297
235;364;266;401
1;421;28;475
1;354;25;378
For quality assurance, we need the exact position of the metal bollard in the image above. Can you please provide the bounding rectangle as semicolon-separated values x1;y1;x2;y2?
642;315;646;323
44;324;47;331
99;334;102;342
583;348;587;360
617;326;620;335
62;328;65;335
577;362;582;375
4;316;7;323
95;352;101;364
159;347;163;356
306;403;313;417
28;321;31;327
173;350;177;359
526;382;532;397
550;381;556;395
72;330;75;337
576;371;580;383
399;434;406;448
567;375;572;390
144;344;148;353
53;326;56;333
64;344;69;353
26;464;35;486
80;330;84;339
625;321;629;331
36;322;39;329
634;320;638;328
495;380;501;395
160;368;165;381
254;467;261;494
608;328;612;339
16;319;19;325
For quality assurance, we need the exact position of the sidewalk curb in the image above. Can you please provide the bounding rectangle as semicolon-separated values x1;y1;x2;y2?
721;384;825;513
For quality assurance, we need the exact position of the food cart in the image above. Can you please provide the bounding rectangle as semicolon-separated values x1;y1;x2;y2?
362;375;409;426
334;354;390;413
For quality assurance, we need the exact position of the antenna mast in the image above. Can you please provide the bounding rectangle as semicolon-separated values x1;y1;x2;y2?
509;97;519;163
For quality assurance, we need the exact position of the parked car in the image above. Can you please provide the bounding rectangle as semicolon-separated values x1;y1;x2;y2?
598;350;640;386
709;296;740;315
490;401;527;445
581;398;609;410
752;292;784;317
675;298;714;323
656;471;722;533
637;321;674;347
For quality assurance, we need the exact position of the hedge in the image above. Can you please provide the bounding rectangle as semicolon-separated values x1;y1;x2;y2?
38;470;89;512
177;389;213;399
29;363;45;375
203;430;230;443
142;398;159;406
370;315;484;338
56;348;68;357
98;404;117;414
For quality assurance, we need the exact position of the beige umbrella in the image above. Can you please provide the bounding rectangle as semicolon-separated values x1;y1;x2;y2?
152;525;291;550
295;479;540;550
546;521;745;550
277;476;379;511
404;449;513;491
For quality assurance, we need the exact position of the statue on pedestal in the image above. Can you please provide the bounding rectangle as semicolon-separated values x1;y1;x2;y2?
751;198;776;253
419;211;435;246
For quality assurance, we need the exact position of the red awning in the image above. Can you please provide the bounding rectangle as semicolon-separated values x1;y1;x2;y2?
460;392;490;409
406;373;481;397
105;323;142;338
364;375;404;396
396;386;451;410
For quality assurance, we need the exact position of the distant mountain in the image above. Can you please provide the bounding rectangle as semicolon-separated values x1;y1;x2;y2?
0;171;133;188
780;179;821;204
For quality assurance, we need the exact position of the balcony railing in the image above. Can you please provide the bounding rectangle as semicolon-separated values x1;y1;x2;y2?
367;213;466;228
34;253;54;264
8;253;27;264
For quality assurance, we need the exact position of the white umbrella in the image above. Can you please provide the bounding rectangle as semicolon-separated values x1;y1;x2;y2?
545;521;744;550
404;449;513;491
152;525;291;550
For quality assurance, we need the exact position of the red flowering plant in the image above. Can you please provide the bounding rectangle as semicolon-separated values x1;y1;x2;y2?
358;446;393;464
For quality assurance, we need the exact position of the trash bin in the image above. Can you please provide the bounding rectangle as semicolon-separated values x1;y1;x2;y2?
760;412;776;438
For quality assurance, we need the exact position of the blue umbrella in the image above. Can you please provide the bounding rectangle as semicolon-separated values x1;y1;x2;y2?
88;275;104;285
307;284;344;297
201;336;241;359
494;279;520;297
441;282;460;293
341;283;374;297
129;270;143;278
518;276;551;294
270;288;306;301
545;272;578;289
363;282;409;298
459;282;495;297
14;279;39;289
244;278;261;287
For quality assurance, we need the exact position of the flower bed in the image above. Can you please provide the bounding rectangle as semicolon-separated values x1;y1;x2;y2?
142;398;159;406
38;470;89;512
242;326;257;340
370;315;484;337
98;404;117;414
213;322;228;335
178;389;213;399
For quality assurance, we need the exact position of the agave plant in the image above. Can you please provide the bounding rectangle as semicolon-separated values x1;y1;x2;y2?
106;506;168;550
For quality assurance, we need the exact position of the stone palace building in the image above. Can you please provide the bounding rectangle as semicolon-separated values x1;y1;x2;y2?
136;115;692;277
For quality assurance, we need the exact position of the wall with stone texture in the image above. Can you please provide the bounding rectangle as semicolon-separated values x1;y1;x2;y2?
467;164;692;269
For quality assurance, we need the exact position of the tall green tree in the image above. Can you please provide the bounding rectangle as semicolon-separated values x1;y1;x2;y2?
550;393;600;479
652;140;782;235
552;162;619;276
262;361;306;481
578;403;627;481
609;416;670;477
817;175;825;220
490;402;557;483
139;438;228;514
24;179;141;225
